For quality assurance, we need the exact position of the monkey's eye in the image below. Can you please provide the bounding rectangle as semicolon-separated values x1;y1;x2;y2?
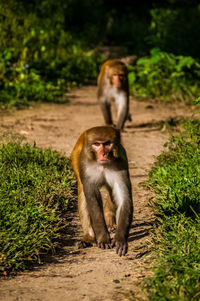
93;142;100;147
104;141;112;146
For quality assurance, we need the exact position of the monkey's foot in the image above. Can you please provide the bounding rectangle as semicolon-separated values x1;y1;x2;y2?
96;241;111;249
76;241;93;249
96;233;112;249
108;226;116;233
112;239;128;256
128;113;132;122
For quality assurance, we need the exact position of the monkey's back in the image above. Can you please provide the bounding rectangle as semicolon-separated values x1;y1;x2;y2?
71;133;85;182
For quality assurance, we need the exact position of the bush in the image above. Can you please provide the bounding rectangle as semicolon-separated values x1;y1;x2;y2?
149;6;200;58
128;48;200;102
0;49;65;107
0;1;102;108
0;142;76;274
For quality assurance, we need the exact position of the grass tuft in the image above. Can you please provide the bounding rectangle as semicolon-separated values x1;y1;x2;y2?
142;119;200;300
0;142;76;275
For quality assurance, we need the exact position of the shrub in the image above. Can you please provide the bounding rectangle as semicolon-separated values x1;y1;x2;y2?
0;1;102;108
128;48;200;103
149;6;200;58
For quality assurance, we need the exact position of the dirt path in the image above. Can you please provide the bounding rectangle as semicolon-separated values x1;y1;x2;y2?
0;86;195;301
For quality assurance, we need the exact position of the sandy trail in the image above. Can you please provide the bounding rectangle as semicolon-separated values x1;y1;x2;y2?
0;86;194;300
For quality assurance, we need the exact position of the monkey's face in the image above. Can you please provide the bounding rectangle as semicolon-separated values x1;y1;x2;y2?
91;140;114;165
111;73;125;88
85;126;120;164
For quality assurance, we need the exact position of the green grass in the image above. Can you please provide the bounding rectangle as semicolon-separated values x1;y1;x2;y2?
142;119;200;300
145;216;200;300
146;120;200;218
0;142;76;275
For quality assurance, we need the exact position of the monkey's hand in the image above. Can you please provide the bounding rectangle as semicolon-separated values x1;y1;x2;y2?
112;236;128;256
77;241;93;249
96;232;111;249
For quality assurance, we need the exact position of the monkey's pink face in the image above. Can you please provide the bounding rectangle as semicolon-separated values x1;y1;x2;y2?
92;140;114;164
112;73;124;88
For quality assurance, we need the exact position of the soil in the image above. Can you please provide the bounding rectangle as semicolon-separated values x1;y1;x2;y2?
0;86;195;301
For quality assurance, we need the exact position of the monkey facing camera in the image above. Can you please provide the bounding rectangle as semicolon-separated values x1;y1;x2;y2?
97;59;132;131
71;126;133;256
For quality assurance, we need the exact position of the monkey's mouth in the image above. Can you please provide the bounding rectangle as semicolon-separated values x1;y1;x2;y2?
98;159;109;164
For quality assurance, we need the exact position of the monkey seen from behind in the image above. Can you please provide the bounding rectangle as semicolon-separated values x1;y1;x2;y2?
71;126;133;256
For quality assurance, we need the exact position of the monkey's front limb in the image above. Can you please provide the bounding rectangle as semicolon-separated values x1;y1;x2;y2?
112;199;133;256
83;182;111;249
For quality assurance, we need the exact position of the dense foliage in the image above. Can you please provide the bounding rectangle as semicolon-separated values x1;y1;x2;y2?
0;0;200;107
0;0;102;107
144;119;200;300
0;142;76;274
128;48;200;102
149;4;200;58
104;0;200;58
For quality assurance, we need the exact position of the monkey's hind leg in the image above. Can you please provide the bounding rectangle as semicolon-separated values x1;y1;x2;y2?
77;187;95;249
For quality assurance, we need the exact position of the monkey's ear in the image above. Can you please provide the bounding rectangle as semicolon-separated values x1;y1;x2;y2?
113;144;128;162
113;147;119;159
82;132;88;147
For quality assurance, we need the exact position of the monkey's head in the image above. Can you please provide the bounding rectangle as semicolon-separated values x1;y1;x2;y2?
106;61;128;89
84;126;121;165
